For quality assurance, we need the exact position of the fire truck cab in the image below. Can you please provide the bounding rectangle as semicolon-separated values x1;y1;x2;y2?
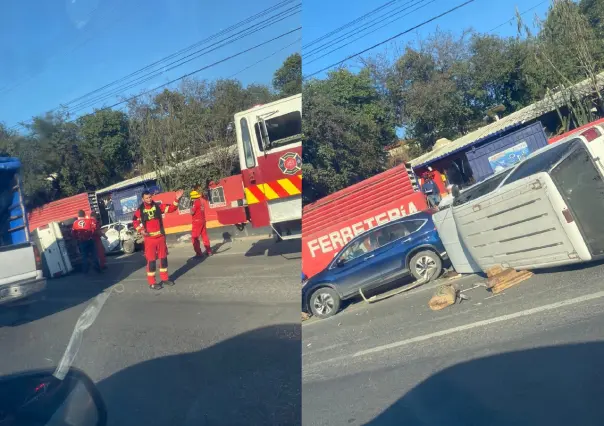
218;94;302;240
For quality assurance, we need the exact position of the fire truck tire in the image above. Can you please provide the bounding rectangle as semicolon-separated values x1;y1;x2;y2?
122;239;136;254
309;287;340;319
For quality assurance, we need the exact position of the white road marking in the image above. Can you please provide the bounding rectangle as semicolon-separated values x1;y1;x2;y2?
305;290;604;368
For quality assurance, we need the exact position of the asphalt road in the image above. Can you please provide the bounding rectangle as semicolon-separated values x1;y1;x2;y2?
0;238;301;426
302;260;604;426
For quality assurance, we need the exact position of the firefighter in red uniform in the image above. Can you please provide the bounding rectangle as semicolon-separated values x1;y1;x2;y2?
90;212;107;270
71;210;101;274
190;184;212;258
133;189;184;290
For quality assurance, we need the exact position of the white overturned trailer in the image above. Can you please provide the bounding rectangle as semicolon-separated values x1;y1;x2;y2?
451;127;604;272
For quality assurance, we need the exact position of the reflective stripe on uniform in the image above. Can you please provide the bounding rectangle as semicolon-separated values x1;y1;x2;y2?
148;231;162;236
147;272;155;276
159;268;168;272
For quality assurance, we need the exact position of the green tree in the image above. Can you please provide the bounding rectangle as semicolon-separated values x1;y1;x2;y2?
580;0;604;39
273;53;302;97
77;109;131;181
129;78;270;192
26;113;109;198
468;34;534;114
384;32;478;154
303;68;396;204
517;0;604;131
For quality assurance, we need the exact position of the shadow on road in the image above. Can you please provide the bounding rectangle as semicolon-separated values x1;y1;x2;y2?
245;238;301;259
170;256;208;281
0;254;145;328
365;342;604;426
97;323;301;426
533;257;604;275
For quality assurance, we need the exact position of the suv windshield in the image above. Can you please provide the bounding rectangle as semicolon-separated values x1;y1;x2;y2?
500;139;581;187
452;169;513;207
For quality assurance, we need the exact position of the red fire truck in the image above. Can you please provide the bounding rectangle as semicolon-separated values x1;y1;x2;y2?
216;94;302;240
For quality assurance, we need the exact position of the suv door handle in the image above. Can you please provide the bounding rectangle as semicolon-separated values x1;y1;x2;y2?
364;254;375;261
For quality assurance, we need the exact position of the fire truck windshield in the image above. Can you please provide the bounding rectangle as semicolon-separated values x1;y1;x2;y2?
254;111;301;151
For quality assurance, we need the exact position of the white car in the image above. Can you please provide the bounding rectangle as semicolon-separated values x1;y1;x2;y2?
100;221;139;254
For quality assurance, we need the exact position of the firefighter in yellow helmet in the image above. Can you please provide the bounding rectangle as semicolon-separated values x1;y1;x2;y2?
190;185;212;257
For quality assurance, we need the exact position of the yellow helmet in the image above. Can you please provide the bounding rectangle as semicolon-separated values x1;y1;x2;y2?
189;190;201;199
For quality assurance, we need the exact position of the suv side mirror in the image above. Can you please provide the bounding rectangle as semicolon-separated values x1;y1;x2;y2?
336;258;346;267
451;184;461;198
0;367;107;425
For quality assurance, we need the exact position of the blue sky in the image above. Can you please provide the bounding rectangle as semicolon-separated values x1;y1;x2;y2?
0;0;301;130
302;0;550;79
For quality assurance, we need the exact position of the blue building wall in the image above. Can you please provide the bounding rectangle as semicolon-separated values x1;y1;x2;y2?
465;122;548;182
111;182;161;222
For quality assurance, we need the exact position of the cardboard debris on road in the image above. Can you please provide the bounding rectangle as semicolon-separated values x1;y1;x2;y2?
486;265;505;278
486;266;534;294
428;265;535;311
428;284;458;311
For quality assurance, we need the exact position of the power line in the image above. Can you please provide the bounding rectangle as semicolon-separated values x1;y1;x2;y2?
488;0;549;33
69;28;300;123
9;0;298;130
303;0;475;79
302;0;400;50
0;0;133;97
64;0;297;109
66;5;300;114
228;38;301;79
304;0;428;59
9;27;300;131
305;0;436;65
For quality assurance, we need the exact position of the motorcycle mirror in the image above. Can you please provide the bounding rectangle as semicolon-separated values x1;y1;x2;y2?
0;367;107;426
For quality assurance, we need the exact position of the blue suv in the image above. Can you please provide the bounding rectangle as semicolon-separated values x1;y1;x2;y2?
302;211;447;319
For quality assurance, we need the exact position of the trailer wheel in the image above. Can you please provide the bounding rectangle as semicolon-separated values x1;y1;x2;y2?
410;250;442;281
123;239;135;254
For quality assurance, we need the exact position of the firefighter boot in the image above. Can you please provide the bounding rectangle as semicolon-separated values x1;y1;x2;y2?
158;258;174;286
146;260;162;290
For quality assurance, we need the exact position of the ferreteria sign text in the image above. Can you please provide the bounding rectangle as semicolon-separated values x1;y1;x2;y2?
306;201;419;258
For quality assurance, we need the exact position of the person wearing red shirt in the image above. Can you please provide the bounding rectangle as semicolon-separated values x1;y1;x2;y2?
71;210;101;273
132;189;184;290
190;185;212;258
90;212;107;270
